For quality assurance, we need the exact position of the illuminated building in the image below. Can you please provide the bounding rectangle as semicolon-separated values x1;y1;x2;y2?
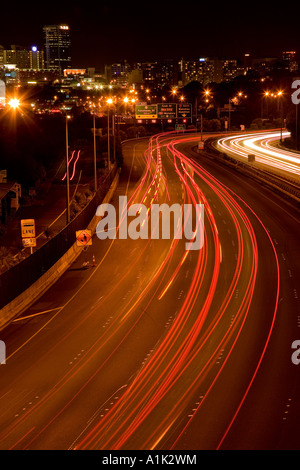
43;24;71;74
282;51;298;72
30;46;44;70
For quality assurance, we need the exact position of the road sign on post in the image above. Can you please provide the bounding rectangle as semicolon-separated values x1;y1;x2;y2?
22;238;37;248
21;219;35;238
76;230;92;247
175;124;186;132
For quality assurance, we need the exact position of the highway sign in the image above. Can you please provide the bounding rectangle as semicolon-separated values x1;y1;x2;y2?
21;219;35;238
177;103;192;118
22;238;36;248
157;103;177;119
76;229;92;247
135;104;157;119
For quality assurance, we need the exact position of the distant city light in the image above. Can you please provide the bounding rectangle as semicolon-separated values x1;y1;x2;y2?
32;46;38;52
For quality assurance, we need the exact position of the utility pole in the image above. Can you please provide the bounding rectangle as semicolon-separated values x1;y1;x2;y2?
65;115;71;225
93;113;97;192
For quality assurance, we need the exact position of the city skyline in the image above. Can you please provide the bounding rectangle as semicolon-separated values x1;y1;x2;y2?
1;1;300;70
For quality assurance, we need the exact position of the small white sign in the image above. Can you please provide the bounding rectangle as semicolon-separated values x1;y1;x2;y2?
22;238;37;247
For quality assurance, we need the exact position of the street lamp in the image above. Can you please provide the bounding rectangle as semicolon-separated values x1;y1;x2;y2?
8;98;21;109
93;113;97;192
107;98;113;175
277;91;284;142
65;115;71;225
123;96;129;120
262;91;270;118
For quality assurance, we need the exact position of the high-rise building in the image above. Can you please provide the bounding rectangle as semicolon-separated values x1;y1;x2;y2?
43;24;71;74
111;61;131;87
4;45;30;69
1;45;44;71
30;46;44;70
182;58;224;86
0;45;5;68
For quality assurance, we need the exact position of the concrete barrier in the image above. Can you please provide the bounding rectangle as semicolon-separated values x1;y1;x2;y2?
0;168;120;331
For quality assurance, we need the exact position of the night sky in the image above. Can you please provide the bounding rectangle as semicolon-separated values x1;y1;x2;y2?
1;1;300;71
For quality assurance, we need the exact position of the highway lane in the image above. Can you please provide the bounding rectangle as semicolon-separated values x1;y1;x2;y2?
165;136;300;449
0;134;199;449
0;131;299;450
76;142;261;450
68;132;289;450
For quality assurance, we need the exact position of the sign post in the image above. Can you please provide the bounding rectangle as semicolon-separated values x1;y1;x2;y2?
175;124;186;132
21;219;36;254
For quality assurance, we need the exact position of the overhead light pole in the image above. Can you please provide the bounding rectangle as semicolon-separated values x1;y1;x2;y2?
277;91;284;142
65;114;71;225
107;98;113;175
93;112;97;192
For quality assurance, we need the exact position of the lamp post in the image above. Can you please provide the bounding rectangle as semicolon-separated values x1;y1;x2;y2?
277;91;284;142
262;91;270;119
107;98;113;175
228;98;232;131
65;115;71;225
296;102;298;151
93;113;97;192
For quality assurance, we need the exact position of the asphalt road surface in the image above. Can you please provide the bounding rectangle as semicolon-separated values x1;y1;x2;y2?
0;131;299;450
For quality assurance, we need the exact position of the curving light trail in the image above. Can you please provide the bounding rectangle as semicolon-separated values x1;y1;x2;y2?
73;132;280;451
0;131;281;451
61;150;81;181
217;130;300;178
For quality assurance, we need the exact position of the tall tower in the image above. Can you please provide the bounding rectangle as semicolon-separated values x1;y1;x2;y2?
43;24;71;75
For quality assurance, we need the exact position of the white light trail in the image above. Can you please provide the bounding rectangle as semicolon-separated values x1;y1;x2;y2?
217;131;300;177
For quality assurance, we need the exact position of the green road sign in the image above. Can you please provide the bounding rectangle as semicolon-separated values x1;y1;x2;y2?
157;103;177;119
177;103;192;118
135;104;157;119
